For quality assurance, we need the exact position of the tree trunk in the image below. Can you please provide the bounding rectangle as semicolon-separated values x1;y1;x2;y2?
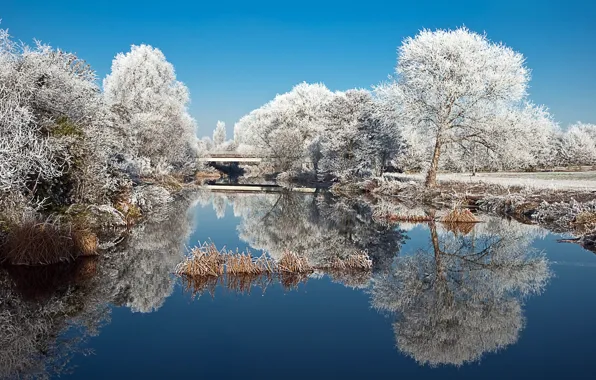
425;137;442;188
472;144;477;176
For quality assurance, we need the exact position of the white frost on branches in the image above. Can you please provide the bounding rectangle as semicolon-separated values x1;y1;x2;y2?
375;27;557;182
103;44;197;175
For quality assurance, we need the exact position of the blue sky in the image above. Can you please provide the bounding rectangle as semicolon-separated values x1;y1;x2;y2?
2;0;595;137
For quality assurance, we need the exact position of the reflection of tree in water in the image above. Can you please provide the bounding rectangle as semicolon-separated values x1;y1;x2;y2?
108;191;197;312
0;192;557;377
213;192;406;274
0;259;111;379
371;217;551;367
0;192;198;378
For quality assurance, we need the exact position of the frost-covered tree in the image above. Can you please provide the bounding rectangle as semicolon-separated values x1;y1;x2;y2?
234;82;334;172
374;82;430;173
557;122;596;166
319;89;370;176
103;44;197;175
317;89;402;178
438;103;559;172
213;120;226;149
387;27;539;186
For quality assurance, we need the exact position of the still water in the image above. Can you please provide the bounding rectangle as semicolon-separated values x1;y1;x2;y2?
1;191;595;379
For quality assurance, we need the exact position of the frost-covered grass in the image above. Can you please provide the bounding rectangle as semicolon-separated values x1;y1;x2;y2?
385;171;596;191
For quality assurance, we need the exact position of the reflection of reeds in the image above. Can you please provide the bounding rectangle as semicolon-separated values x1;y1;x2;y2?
3;257;99;301
441;222;476;236
226;273;273;294
0;219;98;265
179;274;220;298
278;272;310;290
327;270;372;288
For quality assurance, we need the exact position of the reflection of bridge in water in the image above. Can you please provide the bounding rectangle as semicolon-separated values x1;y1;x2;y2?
204;184;316;193
199;153;317;193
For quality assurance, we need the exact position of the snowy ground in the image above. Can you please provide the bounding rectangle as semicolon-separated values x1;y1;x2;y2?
386;171;596;191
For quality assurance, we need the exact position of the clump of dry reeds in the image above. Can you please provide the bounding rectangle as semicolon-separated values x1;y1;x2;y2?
175;243;225;277
328;252;373;271
176;243;377;297
573;211;596;232
0;219;98;266
373;212;433;224
440;208;479;223
278;250;312;273
226;251;276;275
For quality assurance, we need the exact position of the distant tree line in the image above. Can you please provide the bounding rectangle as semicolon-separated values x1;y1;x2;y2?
233;27;596;187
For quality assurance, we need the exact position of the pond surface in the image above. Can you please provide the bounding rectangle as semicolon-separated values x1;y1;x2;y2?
1;191;595;379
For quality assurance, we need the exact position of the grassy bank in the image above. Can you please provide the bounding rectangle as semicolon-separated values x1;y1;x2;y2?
0;174;200;266
333;175;596;251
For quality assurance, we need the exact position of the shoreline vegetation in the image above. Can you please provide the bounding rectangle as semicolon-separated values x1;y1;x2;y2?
329;173;596;252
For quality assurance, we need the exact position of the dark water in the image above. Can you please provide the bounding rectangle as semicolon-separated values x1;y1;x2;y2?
1;191;595;379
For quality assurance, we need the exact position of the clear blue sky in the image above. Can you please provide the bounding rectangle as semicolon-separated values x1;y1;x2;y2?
2;0;595;137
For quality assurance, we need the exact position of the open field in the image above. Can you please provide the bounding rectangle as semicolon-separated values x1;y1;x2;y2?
388;171;596;191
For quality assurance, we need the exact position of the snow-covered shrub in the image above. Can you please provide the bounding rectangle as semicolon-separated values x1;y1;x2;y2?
0;28;116;210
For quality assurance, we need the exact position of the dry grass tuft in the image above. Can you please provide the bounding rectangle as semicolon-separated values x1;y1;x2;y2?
115;200;142;228
342;252;373;271
278;250;312;273
573;211;596;232
175;243;225;277
441;208;479;223
327;252;373;271
325;252;373;287
374;212;433;223
0;219;99;265
74;229;99;256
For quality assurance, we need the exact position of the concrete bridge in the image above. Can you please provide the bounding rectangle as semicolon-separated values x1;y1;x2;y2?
198;153;264;164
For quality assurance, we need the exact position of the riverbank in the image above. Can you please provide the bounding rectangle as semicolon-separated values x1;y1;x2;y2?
0;174;200;266
332;174;596;251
